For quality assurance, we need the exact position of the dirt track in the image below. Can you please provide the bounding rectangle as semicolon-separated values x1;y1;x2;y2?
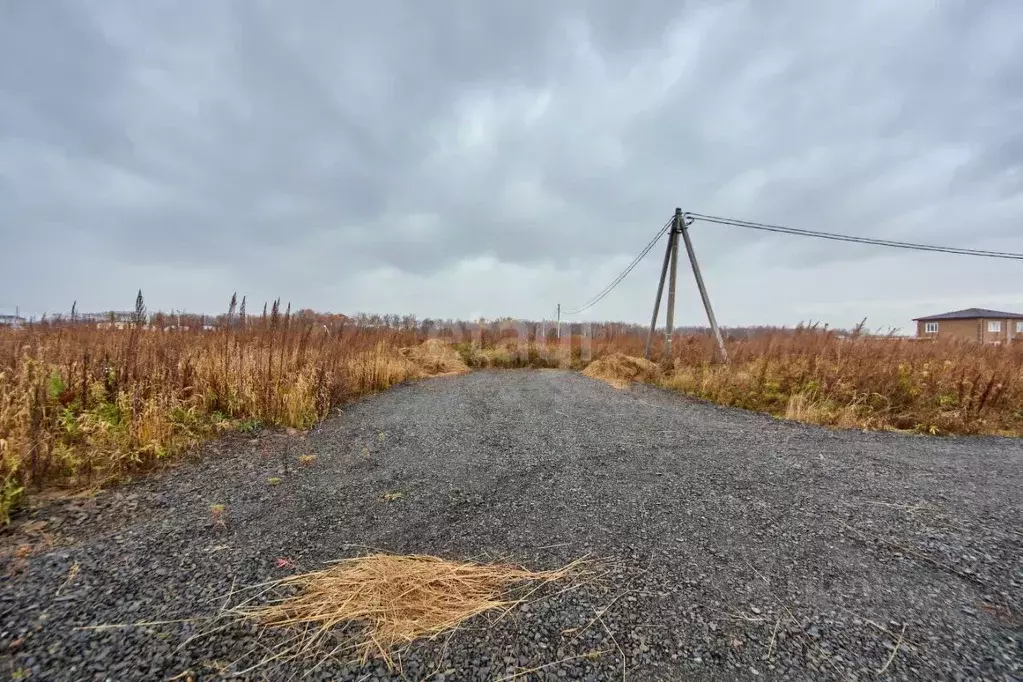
2;370;1021;680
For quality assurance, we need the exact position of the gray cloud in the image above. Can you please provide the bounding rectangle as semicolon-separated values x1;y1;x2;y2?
1;0;1021;328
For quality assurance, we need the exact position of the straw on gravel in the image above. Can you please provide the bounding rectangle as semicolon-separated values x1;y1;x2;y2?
400;339;470;376
232;553;585;669
582;352;661;389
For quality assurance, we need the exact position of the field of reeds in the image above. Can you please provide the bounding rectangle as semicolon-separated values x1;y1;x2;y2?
2;299;1021;523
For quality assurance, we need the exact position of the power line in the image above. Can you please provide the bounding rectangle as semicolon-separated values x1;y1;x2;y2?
562;218;672;316
562;217;673;316
685;212;1023;260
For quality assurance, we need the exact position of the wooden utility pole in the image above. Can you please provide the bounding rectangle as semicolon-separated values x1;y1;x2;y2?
645;218;675;359
556;303;561;339
679;213;729;363
664;208;682;357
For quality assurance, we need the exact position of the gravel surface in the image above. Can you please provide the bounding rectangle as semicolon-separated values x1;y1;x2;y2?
1;370;1021;681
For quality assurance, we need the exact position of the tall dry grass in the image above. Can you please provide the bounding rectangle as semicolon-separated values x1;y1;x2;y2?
658;328;1023;436
0;302;425;522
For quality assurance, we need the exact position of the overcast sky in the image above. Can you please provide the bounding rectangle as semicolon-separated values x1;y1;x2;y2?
2;1;1021;332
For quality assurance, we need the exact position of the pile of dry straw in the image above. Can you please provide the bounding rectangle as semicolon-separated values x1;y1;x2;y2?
232;553;585;669
581;352;661;389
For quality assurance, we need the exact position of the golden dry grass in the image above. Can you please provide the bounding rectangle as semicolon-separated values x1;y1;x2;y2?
0;315;463;521
454;340;572;369
658;330;1023;436
581;353;661;389
231;553;585;670
399;338;470;376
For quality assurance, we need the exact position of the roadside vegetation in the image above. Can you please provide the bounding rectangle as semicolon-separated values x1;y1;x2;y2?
0;294;432;522
2;295;1020;522
651;329;1022;437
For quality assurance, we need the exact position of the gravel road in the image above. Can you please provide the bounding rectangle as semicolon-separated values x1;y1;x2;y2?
2;370;1021;681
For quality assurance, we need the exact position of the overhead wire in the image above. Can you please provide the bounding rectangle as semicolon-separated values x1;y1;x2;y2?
558;209;1022;320
561;217;673;316
685;212;1023;260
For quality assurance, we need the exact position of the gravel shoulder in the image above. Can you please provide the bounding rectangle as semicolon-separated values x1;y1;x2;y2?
2;370;1021;681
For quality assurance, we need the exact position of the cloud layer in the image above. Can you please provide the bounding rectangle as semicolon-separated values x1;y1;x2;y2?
2;0;1022;331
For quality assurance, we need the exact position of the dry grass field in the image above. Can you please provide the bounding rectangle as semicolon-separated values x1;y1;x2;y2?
0;302;429;522
2;303;1021;522
658;330;1023;436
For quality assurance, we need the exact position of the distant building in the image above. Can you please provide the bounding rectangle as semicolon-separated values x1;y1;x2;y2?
0;314;26;327
80;311;141;330
914;308;1023;343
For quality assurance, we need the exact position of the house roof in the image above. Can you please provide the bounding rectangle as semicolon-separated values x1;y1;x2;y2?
913;307;1023;321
